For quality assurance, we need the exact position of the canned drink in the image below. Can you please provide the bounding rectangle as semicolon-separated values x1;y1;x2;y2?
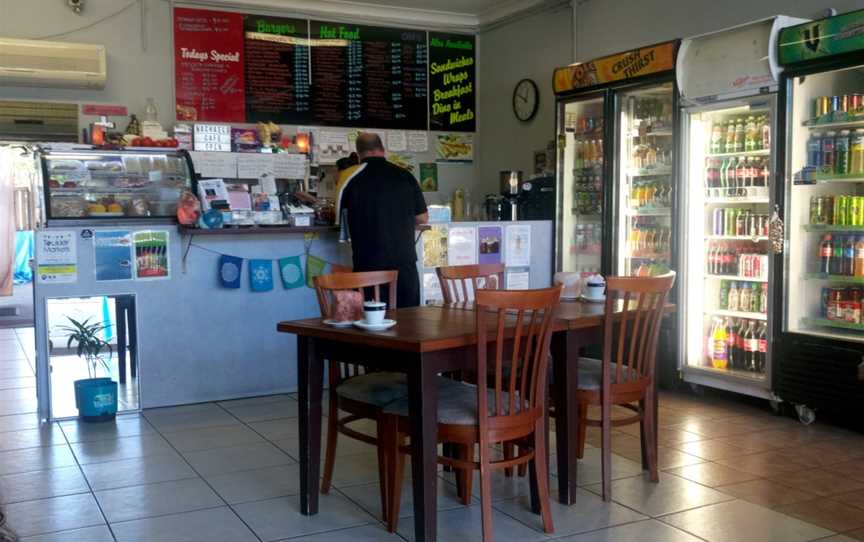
841;95;851;113
831;95;843;113
851;94;864;113
816;96;831;117
851;197;861;226
834;195;845;225
858;196;864;226
825;196;834;224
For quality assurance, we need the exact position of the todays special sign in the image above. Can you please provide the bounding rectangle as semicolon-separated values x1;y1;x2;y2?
553;41;678;94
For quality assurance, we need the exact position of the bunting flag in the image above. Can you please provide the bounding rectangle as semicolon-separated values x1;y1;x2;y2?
218;255;243;289
249;259;274;292
305;255;327;288
279;256;304;289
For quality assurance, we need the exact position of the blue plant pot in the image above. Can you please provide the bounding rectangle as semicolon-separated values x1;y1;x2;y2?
74;378;118;422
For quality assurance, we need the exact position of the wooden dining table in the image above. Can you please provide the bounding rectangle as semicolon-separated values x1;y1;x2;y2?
277;300;674;542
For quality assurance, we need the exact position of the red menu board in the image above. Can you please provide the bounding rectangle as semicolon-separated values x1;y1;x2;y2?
174;7;245;122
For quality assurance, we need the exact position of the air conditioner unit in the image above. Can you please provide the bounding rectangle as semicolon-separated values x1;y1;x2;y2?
0;37;106;89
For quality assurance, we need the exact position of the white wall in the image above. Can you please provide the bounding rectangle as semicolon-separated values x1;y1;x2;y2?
573;0;863;61
477;5;573;196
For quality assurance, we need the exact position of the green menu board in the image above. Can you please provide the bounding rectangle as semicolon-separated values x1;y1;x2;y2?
779;9;864;65
429;32;476;132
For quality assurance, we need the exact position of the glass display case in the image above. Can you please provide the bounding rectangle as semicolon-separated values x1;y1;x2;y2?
41;149;194;222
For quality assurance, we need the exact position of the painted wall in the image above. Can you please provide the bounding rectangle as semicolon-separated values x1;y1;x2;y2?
573;0;864;61
477;5;574;197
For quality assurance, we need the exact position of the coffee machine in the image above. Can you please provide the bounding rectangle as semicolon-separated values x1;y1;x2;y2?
499;170;523;221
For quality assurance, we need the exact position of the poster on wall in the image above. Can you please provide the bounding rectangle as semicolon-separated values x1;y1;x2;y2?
36;231;77;284
387;152;418;179
133;231;170;280
506;269;530;290
422;272;443;305
243;14;311;123
94;231;133;281
505;225;531;267
477;226;502;265
174;7;246;122
447;226;477;266
422;224;449;268
436;133;474;162
428;33;476;132
419;163;438;192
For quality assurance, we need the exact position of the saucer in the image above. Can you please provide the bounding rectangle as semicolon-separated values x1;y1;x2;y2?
353;319;397;331
323;319;353;328
579;294;606;304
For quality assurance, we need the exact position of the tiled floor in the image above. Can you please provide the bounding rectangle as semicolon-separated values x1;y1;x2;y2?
1;326;864;541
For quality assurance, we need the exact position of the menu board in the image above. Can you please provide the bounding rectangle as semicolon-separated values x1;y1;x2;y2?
309;21;428;129
429;32;475;132
243;15;311;123
174;8;246;122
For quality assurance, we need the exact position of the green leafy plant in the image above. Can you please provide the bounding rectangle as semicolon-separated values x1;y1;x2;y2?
58;317;113;379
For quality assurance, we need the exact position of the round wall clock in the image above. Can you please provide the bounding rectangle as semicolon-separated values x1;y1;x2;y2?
513;78;539;122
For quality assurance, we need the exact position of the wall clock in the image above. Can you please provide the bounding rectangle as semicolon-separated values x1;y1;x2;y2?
513;78;539;122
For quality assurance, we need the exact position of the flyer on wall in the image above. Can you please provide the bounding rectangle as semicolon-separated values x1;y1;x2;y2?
133;231;170;280
423;272;444;304
36;230;77;284
477;225;502;265
94;231;133;281
436;133;474;162
447;226;477;266
506;270;530;290
422;224;449;268
419;163;438;192
505;225;531;267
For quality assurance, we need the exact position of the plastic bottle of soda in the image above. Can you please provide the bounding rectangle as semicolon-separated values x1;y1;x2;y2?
844;236;856;276
820;234;832;273
725;121;736;153
734;118;746;152
739;280;752;312
808;132;823;167
761;115;771;150
854;236;864;277
745;116;757;151
832;235;844;275
728;282;739;311
710;123;723;154
836;130;851;175
760;283;768;314
823;131;836;171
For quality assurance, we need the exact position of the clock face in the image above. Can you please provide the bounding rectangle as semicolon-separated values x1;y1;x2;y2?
513;79;539;121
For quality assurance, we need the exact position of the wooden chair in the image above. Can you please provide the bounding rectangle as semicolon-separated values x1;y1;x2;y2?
575;273;675;501
378;286;562;539
436;263;505;303
313;271;405;522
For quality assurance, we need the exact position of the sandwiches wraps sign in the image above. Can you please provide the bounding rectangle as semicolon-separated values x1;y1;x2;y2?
553;41;677;94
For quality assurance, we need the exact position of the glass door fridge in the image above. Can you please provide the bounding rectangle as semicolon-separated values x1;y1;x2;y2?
615;82;676;277
773;10;864;423
556;94;606;282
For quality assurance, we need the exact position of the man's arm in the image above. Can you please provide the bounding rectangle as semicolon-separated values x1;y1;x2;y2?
415;211;429;225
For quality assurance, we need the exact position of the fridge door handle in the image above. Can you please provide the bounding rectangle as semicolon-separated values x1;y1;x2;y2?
769;204;784;255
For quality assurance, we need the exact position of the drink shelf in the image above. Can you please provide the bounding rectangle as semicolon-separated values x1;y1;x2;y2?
802;118;864;130
627;207;671;216
803;224;864;232
706;149;771;158
629;251;670;260
570;210;602;220
684;364;767;383
629;167;672;177
810;175;864;184
801;317;864;332
629;130;673;137
705;274;768;282
705;235;768;241
804;273;864;283
706;309;767;320
704;196;770;204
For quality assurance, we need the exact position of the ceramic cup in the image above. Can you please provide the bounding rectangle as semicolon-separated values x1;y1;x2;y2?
363;301;387;325
584;274;606;300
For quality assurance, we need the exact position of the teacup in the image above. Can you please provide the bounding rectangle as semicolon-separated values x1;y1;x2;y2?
363;301;387;325
584;274;606;300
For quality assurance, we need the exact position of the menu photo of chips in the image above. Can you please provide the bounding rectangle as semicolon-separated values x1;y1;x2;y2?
436;133;474;162
387;152;418;178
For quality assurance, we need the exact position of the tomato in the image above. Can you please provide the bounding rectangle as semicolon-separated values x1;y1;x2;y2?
169;138;179;147
141;137;154;147
132;137;143;146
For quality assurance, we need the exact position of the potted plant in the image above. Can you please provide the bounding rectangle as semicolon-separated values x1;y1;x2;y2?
59;317;118;422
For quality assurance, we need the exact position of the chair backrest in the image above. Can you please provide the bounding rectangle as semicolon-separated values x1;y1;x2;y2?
437;263;505;304
475;286;562;432
602;272;675;389
314;270;398;384
314;270;398;319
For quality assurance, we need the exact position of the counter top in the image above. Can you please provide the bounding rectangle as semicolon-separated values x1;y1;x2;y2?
178;225;338;236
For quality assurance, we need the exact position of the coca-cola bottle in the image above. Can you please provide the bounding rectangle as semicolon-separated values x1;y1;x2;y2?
756;322;768;373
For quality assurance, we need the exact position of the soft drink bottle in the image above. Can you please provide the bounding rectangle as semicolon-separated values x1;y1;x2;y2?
757;322;768;373
832;235;844;275
761;115;771;150
808;132;823;167
725;121;736;153
734;118;745;152
760;283;768;314
710;123;723;154
855;236;864;277
745;116;757;151
845;235;856;276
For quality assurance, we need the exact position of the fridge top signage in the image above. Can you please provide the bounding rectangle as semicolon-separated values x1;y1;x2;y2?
778;9;864;66
677;16;807;105
553;40;677;95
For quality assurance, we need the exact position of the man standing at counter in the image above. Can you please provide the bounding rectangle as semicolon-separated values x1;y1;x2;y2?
337;133;428;307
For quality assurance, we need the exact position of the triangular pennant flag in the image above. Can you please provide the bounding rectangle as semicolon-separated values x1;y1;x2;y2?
249;259;274;292
279;256;304;289
305;254;327;288
218;255;242;289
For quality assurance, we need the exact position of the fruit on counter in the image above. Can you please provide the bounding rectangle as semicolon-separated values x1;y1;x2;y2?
62;181;78;188
127;136;179;148
48;179;61;188
107;203;123;213
88;203;107;213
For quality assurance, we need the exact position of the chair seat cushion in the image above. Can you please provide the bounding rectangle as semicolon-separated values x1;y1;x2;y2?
335;372;408;407
382;380;522;425
577;357;620;390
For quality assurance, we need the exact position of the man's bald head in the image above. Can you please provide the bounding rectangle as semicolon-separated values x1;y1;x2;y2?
356;133;386;159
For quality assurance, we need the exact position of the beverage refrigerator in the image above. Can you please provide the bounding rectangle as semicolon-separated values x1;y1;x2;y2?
553;40;679;284
676;16;806;402
773;9;864;424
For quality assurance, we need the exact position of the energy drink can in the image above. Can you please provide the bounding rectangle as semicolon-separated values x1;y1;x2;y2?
851;94;864;113
850;196;861;226
841;95;851;113
816;96;831;117
831;96;844;113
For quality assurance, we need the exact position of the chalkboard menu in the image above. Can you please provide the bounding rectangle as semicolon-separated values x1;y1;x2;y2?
244;15;311;124
429;33;475;132
309;22;428;129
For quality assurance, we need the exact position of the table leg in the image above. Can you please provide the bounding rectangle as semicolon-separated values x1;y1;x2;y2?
552;330;581;505
408;356;438;542
298;336;323;515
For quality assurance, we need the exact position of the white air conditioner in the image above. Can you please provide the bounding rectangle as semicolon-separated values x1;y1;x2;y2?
0;37;106;89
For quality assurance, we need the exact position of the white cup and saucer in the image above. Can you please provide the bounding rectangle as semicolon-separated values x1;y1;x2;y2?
353;301;397;331
579;274;606;303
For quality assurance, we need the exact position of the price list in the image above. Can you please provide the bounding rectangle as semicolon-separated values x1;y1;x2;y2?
244;15;311;124
310;22;428;129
